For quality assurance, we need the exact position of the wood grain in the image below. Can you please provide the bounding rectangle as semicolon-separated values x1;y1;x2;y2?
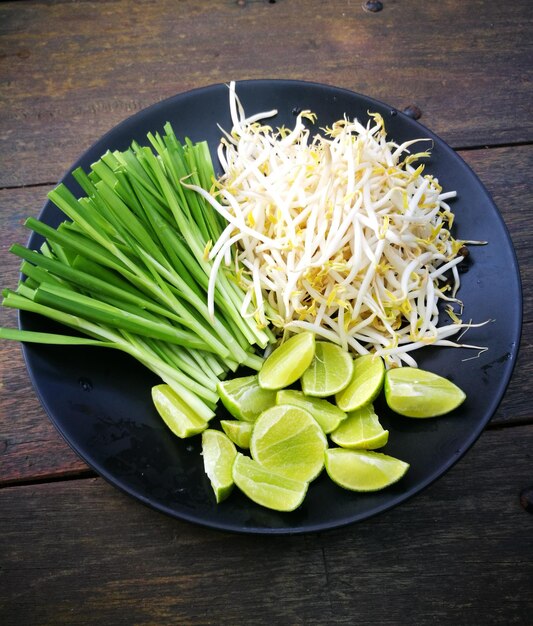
0;185;90;482
1;0;532;187
1;2;532;623
1;425;532;625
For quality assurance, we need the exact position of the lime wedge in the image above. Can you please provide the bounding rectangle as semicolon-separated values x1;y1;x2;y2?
276;389;346;434
258;332;315;390
220;419;253;449
330;403;389;449
151;384;208;438
301;341;354;397
250;404;327;482
325;448;409;492
335;354;385;412
384;367;466;417
217;375;277;422
232;453;308;512
202;429;237;503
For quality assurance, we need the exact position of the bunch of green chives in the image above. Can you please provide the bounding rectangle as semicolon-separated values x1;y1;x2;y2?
1;123;274;421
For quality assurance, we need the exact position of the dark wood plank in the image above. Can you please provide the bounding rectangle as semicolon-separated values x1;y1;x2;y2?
1;2;530;623
1;425;531;625
1;0;531;187
1;144;531;483
322;425;533;626
0;185;90;482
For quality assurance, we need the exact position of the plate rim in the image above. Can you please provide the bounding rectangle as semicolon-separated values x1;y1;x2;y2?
20;79;523;534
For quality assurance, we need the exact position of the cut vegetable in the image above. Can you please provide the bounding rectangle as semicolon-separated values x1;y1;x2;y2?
1;126;273;420
275;389;346;434
232;453;308;512
335;354;385;412
220;420;253;449
189;82;486;367
250;404;327;482
330;403;389;449
152;384;209;438
301;341;354;397
384;367;466;417
202;429;237;503
258;331;315;390
325;448;409;492
217;375;277;422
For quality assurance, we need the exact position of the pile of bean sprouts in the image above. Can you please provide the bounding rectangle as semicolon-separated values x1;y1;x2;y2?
187;82;485;367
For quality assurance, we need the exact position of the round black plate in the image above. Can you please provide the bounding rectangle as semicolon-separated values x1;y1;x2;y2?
21;80;522;534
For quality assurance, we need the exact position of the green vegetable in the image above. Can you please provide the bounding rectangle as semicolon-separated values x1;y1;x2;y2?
0;124;273;417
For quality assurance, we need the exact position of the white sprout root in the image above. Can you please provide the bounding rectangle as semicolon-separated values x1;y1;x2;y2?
185;82;487;367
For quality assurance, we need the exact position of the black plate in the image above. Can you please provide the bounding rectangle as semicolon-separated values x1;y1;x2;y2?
20;80;522;534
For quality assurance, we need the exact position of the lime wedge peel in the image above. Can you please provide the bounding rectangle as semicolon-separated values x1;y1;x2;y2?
232;453;308;512
301;341;354;397
202;429;237;503
217;375;276;422
384;367;466;418
330;403;389;450
220;419;253;449
335;354;385;412
258;331;316;390
325;448;409;492
152;384;208;438
276;389;346;434
250;404;327;482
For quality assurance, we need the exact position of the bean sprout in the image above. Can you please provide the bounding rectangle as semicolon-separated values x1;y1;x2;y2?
185;83;486;366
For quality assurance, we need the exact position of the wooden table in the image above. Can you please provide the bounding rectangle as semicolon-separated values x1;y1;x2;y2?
1;1;531;623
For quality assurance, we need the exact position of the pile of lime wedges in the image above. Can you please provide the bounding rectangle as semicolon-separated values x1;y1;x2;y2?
152;332;466;512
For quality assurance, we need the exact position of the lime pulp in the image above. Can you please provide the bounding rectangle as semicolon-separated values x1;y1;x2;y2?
384;367;466;417
301;341;354;397
258;332;316;390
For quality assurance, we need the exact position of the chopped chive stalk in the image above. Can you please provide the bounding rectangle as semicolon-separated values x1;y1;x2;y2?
1;127;271;422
